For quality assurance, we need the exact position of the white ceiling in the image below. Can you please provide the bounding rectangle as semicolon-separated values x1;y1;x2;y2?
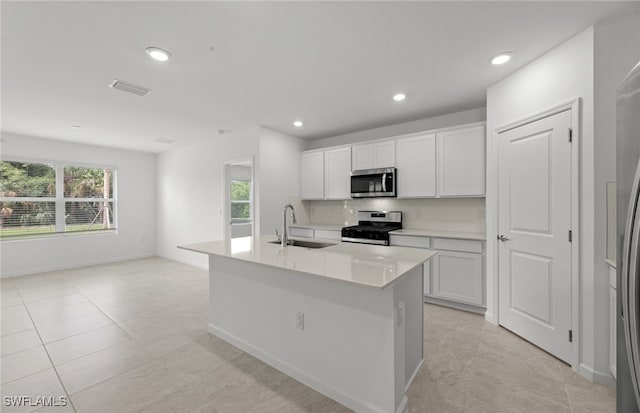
1;1;635;153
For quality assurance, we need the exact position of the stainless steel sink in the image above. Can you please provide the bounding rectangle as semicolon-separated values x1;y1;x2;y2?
268;240;334;249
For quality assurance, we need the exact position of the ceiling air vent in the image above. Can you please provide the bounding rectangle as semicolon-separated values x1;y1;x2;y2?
108;79;151;96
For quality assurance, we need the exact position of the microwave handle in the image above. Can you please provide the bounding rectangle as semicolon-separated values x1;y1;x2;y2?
382;173;386;192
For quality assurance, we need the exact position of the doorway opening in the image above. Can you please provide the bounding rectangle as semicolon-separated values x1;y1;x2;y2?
223;158;254;239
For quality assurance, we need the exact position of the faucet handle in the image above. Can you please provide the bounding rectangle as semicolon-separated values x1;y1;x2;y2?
275;229;282;242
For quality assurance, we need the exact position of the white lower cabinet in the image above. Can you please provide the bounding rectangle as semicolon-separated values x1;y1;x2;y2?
431;250;483;306
390;234;485;312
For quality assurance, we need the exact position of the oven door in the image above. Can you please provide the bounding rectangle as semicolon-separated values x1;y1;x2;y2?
350;168;396;198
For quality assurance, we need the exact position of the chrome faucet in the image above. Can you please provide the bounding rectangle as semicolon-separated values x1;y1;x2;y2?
282;204;297;247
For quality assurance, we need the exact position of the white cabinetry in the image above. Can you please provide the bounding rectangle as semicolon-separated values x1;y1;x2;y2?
437;125;485;197
396;134;436;198
389;234;485;313
300;151;324;200
431;249;484;306
609;263;617;379
351;140;395;170
300;147;350;200
300;122;485;200
324;147;351;200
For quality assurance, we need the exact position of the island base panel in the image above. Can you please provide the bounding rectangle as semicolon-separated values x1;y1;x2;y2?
207;255;423;413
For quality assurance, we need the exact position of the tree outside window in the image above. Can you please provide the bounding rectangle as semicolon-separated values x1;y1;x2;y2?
230;180;251;223
0;160;116;239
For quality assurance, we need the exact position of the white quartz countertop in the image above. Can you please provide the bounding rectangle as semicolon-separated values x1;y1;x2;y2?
179;235;435;289
390;228;486;241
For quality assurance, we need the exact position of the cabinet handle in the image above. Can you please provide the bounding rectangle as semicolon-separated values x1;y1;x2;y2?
497;234;510;242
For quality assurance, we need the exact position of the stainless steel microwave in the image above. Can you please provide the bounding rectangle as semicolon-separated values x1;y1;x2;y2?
350;168;397;198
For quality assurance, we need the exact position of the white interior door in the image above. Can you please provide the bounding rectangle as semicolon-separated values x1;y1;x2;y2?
497;109;573;363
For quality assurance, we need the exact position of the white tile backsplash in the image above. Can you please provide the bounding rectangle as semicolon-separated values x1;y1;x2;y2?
298;197;485;232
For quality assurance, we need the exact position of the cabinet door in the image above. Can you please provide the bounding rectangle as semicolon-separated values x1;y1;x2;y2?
324;147;351;200
396;134;436;197
351;144;374;171
432;250;484;305
373;140;396;168
437;125;485;196
300;151;324;200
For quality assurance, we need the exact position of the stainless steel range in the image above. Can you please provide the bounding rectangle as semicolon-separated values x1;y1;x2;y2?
341;210;402;246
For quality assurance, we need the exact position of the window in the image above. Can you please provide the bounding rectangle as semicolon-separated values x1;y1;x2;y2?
0;160;116;239
230;180;251;224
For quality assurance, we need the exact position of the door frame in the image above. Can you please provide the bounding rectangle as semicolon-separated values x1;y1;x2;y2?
223;156;256;240
493;98;580;370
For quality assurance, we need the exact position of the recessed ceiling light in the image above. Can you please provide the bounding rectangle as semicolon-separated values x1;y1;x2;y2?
71;125;82;129
293;120;303;127
393;93;406;102
145;47;171;62
155;137;175;144
491;52;513;65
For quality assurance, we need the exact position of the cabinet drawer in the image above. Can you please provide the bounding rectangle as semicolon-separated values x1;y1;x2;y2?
315;229;341;241
389;234;431;249
290;227;314;239
432;238;482;253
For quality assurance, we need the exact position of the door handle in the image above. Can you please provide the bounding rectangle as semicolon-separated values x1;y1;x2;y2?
497;234;510;242
382;173;387;192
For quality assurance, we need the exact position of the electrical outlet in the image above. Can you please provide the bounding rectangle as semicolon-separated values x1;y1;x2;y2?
296;311;304;330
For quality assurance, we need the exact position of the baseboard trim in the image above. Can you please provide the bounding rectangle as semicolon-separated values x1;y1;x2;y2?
579;363;616;387
405;358;424;393
424;295;486;315
208;323;398;413
157;251;208;270
484;311;498;325
0;253;156;278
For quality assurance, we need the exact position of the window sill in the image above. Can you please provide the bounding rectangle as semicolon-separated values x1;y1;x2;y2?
1;229;118;243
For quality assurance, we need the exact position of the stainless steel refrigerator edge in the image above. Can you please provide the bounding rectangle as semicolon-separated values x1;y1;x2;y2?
617;60;640;413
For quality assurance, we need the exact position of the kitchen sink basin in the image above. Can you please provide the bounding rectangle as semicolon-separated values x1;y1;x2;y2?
268;240;334;249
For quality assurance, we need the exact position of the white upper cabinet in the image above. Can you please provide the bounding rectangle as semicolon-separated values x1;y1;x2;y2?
300;150;324;200
324;147;351;200
351;140;395;170
396;134;437;198
437;125;485;197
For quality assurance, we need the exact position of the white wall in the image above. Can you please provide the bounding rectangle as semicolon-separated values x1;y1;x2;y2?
306;107;485;150
487;26;602;381
156;127;259;268
0;133;157;277
257;127;305;236
593;9;640;379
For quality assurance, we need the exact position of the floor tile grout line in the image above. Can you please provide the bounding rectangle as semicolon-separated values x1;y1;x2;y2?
16;289;78;413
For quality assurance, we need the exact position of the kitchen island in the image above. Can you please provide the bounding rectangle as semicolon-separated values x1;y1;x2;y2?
179;236;435;413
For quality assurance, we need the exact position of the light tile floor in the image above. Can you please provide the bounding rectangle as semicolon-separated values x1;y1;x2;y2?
0;257;615;413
